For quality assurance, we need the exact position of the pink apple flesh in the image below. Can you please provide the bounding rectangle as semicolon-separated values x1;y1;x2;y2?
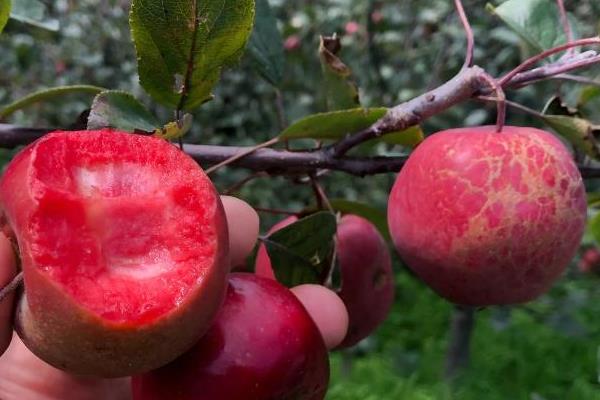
0;129;229;377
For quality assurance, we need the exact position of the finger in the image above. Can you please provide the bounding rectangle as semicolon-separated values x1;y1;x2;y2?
0;333;131;400
220;196;259;268
0;233;16;356
291;284;349;350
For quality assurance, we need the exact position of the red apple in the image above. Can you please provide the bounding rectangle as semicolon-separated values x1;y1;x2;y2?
0;129;229;377
255;214;395;348
578;247;600;274
388;126;587;305
132;273;330;400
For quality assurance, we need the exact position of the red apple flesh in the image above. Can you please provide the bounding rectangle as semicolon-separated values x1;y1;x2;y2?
132;273;330;400
388;126;587;305
0;129;229;377
255;214;395;348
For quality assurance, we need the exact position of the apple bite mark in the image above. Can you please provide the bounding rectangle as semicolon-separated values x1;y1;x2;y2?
0;129;229;376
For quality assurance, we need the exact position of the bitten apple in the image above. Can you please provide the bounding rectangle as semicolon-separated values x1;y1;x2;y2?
0;129;229;377
388;126;586;305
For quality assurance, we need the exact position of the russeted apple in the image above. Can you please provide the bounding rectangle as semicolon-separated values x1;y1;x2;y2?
388;126;587;306
132;273;330;400
255;214;395;348
0;129;229;377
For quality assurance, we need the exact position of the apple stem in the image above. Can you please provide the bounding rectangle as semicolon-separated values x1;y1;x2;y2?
0;271;23;303
478;73;506;133
444;305;476;381
454;0;474;71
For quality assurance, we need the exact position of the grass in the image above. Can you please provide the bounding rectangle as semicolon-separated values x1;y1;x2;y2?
327;267;600;400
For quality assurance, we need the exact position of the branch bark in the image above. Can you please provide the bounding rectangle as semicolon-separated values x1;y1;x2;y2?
0;124;407;177
445;306;476;381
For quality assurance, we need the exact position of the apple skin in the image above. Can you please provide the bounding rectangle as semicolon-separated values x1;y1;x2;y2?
0;130;230;377
132;273;330;400
388;126;587;306
255;215;395;349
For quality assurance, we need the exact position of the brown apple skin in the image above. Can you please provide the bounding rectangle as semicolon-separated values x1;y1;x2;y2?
132;273;330;400
255;215;395;348
0;130;230;377
388;126;587;306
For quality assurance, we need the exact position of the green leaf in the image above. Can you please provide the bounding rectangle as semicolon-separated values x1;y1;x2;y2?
487;0;577;53
264;211;337;287
319;35;360;111
0;0;10;34
303;199;390;242
588;213;600;246
246;0;284;86
9;0;59;31
0;85;104;119
130;0;255;112
87;91;160;133
577;86;600;111
586;192;600;208
541;114;600;160
280;108;424;148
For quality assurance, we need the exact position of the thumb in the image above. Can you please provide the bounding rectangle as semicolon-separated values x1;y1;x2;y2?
0;233;17;356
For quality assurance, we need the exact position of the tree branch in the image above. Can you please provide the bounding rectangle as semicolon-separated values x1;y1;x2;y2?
0;124;407;177
445;306;476;380
330;38;600;157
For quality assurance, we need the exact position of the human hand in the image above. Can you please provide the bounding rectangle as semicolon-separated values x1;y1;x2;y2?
0;196;348;400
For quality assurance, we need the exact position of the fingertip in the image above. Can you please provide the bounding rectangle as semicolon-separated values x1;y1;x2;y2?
0;233;17;356
291;284;349;350
220;196;259;268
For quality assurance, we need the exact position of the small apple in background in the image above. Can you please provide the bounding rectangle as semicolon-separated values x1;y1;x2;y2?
132;273;330;400
0;129;229;377
578;247;600;275
255;214;395;349
388;126;587;306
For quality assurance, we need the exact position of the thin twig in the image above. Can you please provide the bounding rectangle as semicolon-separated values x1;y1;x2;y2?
556;0;573;44
477;96;544;118
275;89;288;131
498;37;600;86
506;53;600;88
0;271;23;303
254;207;299;216
206;137;280;175
454;0;474;70
553;74;600;87
223;172;269;195
309;175;334;213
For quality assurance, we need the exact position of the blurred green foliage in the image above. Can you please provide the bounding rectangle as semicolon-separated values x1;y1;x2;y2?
1;0;600;398
328;266;600;399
